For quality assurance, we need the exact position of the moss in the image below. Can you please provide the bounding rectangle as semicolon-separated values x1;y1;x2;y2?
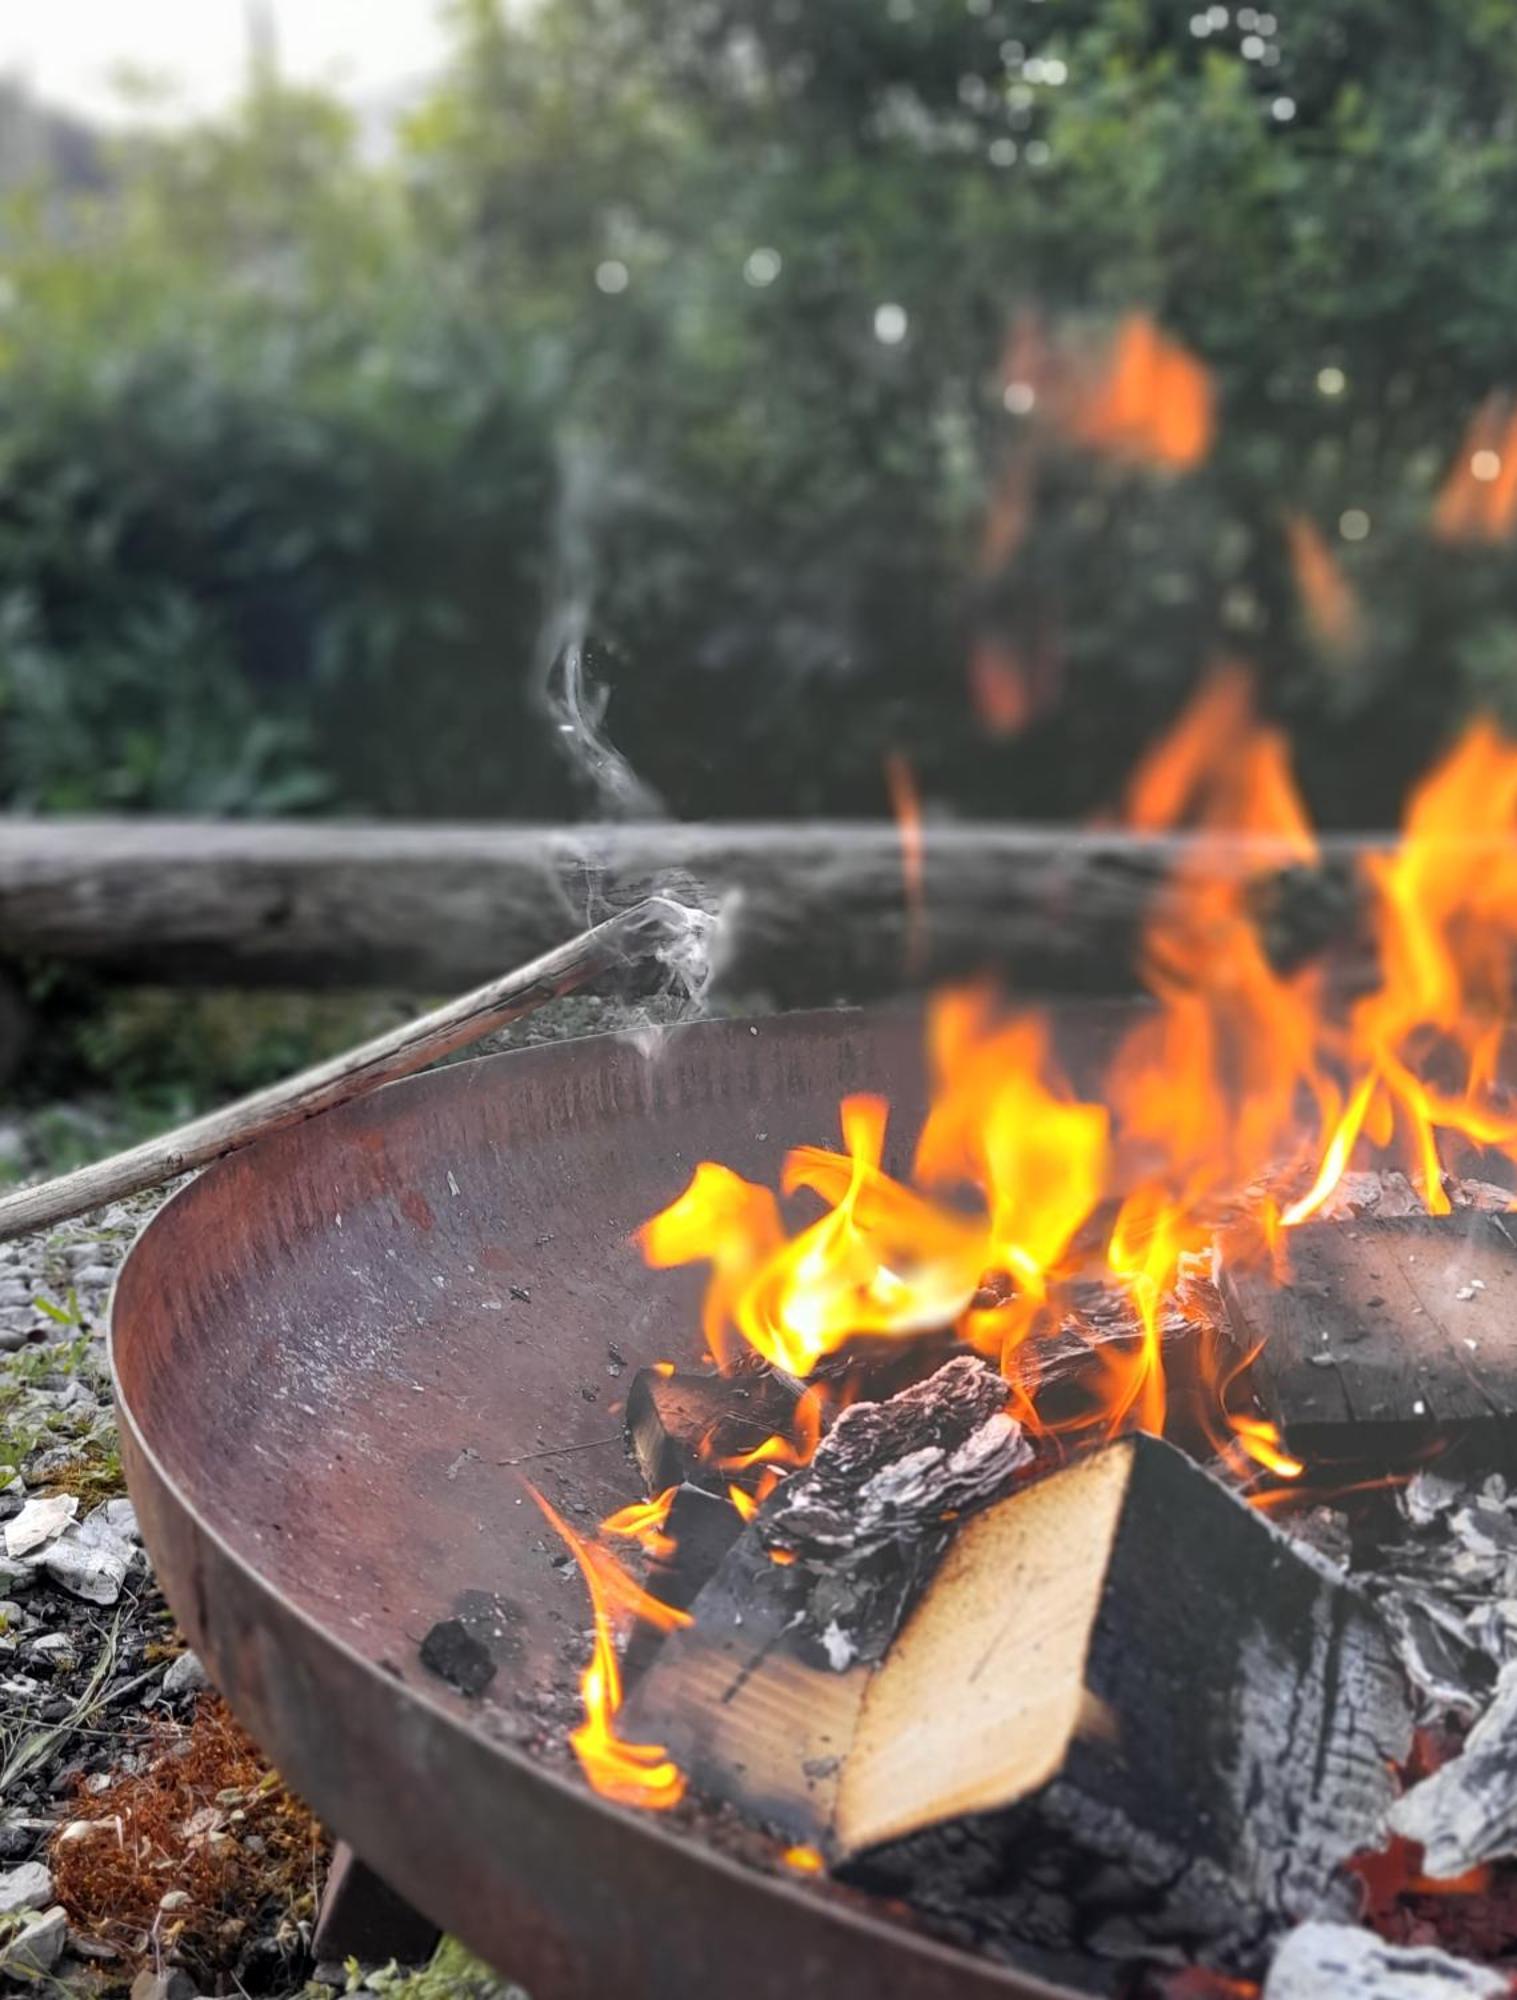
317;1936;528;2000
51;1693;329;1989
0;1335;126;1497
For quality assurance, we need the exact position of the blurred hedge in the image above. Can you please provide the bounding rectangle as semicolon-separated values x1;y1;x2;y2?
5;1;1517;824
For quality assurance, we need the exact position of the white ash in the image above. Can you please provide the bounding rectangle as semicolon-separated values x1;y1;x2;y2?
1264;1921;1508;1999
763;1355;1031;1556
1390;1657;1517;1876
1348;1468;1517;1720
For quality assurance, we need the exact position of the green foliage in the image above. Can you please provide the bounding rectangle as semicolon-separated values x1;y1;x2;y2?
6;6;1517;823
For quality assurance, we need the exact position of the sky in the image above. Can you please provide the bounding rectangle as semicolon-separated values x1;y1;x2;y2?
0;1;452;124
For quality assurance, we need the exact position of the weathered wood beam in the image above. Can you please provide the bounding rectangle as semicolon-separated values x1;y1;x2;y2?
0;817;1385;1000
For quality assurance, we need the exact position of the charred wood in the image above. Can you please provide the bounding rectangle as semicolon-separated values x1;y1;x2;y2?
618;1357;1030;1832
629;1398;1410;1976
624;1368;803;1494
1220;1214;1517;1467
839;1434;1410;1974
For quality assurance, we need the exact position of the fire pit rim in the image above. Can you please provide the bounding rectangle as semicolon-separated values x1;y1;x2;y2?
107;1018;1083;2000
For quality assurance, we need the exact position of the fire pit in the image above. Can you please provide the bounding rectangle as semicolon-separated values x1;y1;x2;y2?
113;1003;1110;2000
109;678;1517;1999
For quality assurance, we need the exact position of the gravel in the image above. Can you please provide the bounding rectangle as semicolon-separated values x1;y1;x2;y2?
0;989;704;1996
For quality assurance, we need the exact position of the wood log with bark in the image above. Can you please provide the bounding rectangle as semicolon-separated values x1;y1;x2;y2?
0;817;1379;1001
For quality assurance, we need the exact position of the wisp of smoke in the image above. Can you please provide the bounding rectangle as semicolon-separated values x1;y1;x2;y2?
531;441;736;1050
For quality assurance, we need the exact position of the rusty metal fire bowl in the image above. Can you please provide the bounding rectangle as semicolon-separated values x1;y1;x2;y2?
110;1007;1136;2000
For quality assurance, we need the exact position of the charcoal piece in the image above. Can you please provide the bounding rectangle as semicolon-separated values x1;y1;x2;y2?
1262;1921;1508;2000
418;1618;496;1697
619;1356;1030;1832
624;1368;802;1493
1391;1657;1517;1876
1220;1213;1517;1466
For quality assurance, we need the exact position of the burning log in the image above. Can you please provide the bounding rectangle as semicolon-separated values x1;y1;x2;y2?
1220;1214;1517;1467
625;1365;1411;1973
1262;1922;1509;2000
619;1357;1031;1828
624;1368;805;1493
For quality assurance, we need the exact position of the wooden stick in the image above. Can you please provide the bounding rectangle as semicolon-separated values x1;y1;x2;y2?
0;897;700;1243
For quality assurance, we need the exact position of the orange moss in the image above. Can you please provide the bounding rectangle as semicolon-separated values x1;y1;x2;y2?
50;1693;327;1985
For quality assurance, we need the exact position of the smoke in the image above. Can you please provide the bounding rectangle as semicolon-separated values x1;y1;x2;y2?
532;439;735;1044
535;441;662;821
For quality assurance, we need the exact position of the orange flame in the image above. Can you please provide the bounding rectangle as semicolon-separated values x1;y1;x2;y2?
529;1486;687;1811
601;1486;680;1561
1070;312;1214;471
1284;511;1363;655
967;637;1034;738
884;751;928;975
782;1844;826;1874
1433;393;1517;544
640;680;1517;1505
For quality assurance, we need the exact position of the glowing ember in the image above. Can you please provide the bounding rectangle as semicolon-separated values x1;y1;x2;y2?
1434;393;1517;543
782;1844;826;1874
528;1486;687;1811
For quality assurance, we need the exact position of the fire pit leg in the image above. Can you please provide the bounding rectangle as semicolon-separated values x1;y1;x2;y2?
312;1843;441;1970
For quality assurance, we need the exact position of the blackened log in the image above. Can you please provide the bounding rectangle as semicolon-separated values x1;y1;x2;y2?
841;1434;1411;1974
1262;1922;1508;2000
620;1484;745;1686
618;1357;1030;1833
624;1368;802;1494
1220;1214;1517;1466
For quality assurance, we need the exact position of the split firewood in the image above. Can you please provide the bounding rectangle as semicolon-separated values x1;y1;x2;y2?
626;1373;1410;1973
1262;1922;1509;2000
1390;1658;1517;1878
1220;1213;1517;1466
623;1368;804;1494
618;1356;1032;1828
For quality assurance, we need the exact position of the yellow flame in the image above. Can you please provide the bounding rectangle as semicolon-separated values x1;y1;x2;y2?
529;1486;686;1811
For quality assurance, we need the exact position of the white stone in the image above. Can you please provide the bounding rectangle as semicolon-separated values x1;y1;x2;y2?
3;1493;77;1559
0;1859;53;1915
38;1529;127;1605
0;1903;68;1977
162;1650;210;1698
